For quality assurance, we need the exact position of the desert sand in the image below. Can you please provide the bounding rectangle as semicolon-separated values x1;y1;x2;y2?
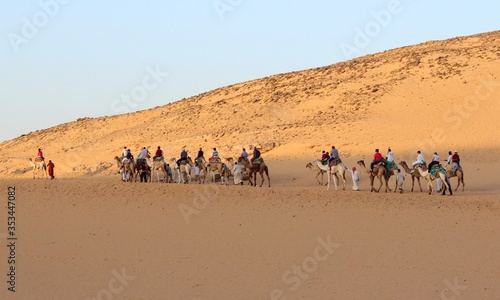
0;31;499;299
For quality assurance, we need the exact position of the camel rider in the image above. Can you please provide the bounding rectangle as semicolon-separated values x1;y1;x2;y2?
153;146;163;161
122;147;128;159
321;151;329;165
329;146;339;165
126;149;133;160
241;148;249;161
428;152;440;171
452;150;461;174
446;151;453;165
411;150;425;170
251;147;261;165
37;148;44;161
370;149;383;172
177;147;188;166
210;148;219;162
197;148;204;159
137;147;149;163
386;147;394;162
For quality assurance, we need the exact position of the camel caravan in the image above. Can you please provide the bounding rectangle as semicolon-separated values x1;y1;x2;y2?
114;146;270;187
29;144;464;195
306;147;465;195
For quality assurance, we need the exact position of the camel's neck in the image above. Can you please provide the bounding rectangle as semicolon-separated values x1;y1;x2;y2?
315;161;329;171
358;164;370;173
400;163;412;173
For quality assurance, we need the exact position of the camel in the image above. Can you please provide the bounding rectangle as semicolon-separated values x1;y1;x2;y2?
237;157;270;187
305;162;327;185
28;158;47;179
415;165;453;195
150;157;167;183
206;159;223;183
313;160;347;191
357;160;387;192
444;163;465;191
399;161;424;192
383;161;399;193
193;156;208;183
114;156;135;182
176;157;192;184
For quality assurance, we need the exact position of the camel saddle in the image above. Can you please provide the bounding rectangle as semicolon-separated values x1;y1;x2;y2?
429;164;445;179
328;158;340;167
35;157;44;162
253;157;263;165
154;157;164;161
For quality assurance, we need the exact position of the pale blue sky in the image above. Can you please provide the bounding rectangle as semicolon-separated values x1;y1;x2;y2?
1;0;499;142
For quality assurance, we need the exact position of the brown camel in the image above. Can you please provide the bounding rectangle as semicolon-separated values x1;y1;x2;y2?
383;162;399;193
399;161;424;192
114;156;135;182
28;158;47;179
444;163;465;191
238;157;270;187
357;160;387;192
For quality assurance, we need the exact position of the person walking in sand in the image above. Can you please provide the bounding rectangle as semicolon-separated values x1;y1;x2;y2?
47;160;55;179
233;161;244;185
193;164;201;184
350;167;360;191
396;169;405;193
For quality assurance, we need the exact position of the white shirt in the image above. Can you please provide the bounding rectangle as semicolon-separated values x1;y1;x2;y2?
432;153;440;162
447;155;452;164
387;151;394;162
397;172;405;183
350;170;359;181
417;153;424;162
194;165;200;175
122;148;128;157
138;148;148;159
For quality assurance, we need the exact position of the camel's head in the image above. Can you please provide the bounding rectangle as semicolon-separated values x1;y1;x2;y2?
357;160;365;167
305;162;313;169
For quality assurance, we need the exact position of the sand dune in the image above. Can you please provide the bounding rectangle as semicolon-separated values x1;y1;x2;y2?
0;32;499;299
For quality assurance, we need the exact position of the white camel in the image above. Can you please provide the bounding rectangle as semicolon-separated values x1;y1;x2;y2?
175;160;192;184
415;165;453;195
305;162;327;185
150;158;167;183
28;158;47;179
313;160;347;191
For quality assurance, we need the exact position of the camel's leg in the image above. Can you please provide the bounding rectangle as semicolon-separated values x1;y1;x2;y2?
315;172;321;185
410;176;415;192
427;180;432;195
326;170;330;190
266;168;270;187
376;175;383;193
341;174;346;190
